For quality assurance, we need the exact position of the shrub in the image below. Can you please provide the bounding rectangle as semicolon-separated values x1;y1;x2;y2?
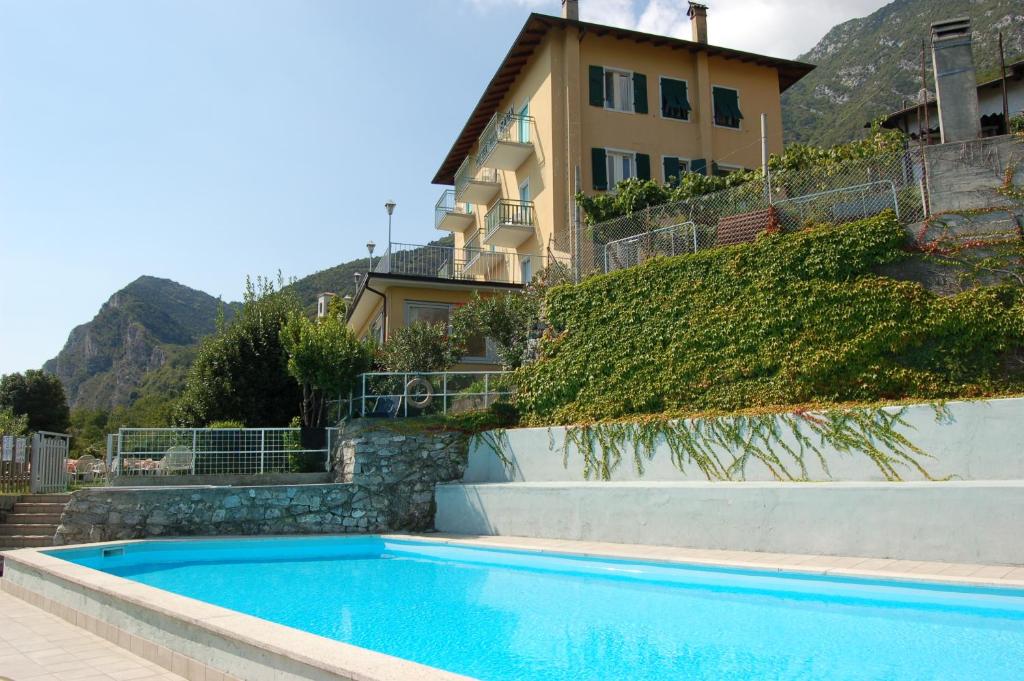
0;370;70;433
515;211;1024;423
380;322;457;372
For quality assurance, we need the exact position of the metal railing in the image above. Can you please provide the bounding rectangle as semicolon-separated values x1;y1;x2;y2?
486;199;535;238
454;156;499;201
110;427;338;478
350;371;511;418
604;221;698;273
368;240;569;286
477;112;534;167
434;189;473;230
580;147;929;276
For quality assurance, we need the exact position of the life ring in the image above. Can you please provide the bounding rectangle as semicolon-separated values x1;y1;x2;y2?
405;377;434;410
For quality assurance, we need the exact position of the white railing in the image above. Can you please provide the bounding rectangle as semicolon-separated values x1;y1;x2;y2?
604;221;698;273
348;371;511;418
368;241;570;286
30;431;70;494
110;427;338;478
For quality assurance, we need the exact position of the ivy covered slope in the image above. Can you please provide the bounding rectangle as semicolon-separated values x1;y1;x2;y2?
516;213;1024;424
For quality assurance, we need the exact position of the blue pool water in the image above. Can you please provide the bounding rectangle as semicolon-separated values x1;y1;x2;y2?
52;537;1024;681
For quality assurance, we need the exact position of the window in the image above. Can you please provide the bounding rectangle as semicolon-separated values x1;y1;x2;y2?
520;256;532;284
712;86;743;129
517;101;530;143
713;163;742;177
369;312;384;345
660;77;691;121
662;156;690;186
604;68;634;112
606;150;635;187
405;301;450;328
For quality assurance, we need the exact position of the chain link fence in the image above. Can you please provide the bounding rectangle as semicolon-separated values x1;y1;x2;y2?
580;147;929;276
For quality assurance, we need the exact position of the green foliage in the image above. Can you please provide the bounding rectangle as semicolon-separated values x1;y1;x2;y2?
576;127;908;224
515;212;1024;423
0;406;29;436
174;276;303;427
1011;115;1024;135
0;370;71;433
280;311;372;427
451;294;536;370
206;420;245;429
380;322;457;373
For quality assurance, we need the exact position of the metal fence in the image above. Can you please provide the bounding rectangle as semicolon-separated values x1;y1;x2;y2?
109;427;338;478
343;371;511;419
582;147;928;275
373;241;571;286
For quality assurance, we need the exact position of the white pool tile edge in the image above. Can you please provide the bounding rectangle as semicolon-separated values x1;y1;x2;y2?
3;533;1024;681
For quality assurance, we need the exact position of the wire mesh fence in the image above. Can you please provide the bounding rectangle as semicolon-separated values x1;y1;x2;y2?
110;427;337;478
581;147;928;276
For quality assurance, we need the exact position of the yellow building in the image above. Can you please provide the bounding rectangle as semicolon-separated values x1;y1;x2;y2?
347;1;813;368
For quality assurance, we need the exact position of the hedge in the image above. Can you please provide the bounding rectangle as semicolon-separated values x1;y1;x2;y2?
515;211;1024;423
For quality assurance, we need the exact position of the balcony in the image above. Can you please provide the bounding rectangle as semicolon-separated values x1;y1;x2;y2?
365;240;569;286
434;189;475;233
484;199;535;248
454;157;500;205
476;112;535;171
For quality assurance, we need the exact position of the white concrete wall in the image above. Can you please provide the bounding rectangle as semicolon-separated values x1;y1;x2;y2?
435;480;1024;564
465;398;1024;483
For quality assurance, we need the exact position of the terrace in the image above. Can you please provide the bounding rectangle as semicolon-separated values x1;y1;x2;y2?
367;239;566;287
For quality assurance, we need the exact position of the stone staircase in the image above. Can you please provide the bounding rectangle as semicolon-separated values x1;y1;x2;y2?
0;493;70;551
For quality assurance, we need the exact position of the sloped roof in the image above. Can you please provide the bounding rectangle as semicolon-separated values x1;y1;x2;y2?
432;12;816;185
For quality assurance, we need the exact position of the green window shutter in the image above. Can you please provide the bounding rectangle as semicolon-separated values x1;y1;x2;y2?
712;87;743;126
588;66;604;107
636;153;651;180
660;78;692;119
633;73;648;114
690;158;707;176
663;156;681;185
592;147;608;190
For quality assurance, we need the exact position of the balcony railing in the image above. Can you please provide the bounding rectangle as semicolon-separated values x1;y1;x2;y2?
365;240;569;286
454;157;500;204
486;199;534;234
477;112;535;170
434;189;474;232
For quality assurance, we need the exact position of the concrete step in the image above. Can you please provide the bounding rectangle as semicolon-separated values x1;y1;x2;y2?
0;535;54;549
12;502;67;515
0;524;57;536
4;513;63;525
22;494;72;504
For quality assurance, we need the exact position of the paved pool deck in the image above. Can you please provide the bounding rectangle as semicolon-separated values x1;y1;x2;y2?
0;590;185;681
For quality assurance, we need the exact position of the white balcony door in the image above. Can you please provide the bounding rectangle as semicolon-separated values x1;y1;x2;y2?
518;101;530;143
519;178;531;203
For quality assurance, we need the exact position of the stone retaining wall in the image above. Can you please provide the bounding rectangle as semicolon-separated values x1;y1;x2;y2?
55;420;468;545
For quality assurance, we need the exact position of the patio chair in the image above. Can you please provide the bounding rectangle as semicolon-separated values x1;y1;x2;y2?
74;454;98;482
159;446;195;475
366;395;402;418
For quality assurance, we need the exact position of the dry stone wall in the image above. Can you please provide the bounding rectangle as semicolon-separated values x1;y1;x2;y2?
54;420;468;545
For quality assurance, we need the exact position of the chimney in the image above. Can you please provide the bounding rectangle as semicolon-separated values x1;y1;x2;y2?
561;0;579;21
687;2;708;44
930;17;982;143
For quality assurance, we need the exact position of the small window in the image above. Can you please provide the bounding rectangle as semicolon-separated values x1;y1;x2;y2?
660;77;691;121
713;163;742;177
369;312;384;345
520;256;532;284
606;150;636;188
405;301;450;328
604;68;634;113
663;157;690;186
712;86;743;129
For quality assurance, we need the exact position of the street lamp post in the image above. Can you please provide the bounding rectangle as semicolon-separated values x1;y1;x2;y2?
384;200;396;270
366;240;376;272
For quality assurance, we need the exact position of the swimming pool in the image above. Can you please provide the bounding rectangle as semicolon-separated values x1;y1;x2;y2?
51;536;1024;681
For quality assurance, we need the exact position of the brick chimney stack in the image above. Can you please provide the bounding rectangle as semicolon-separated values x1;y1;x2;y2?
688;2;708;44
562;0;579;21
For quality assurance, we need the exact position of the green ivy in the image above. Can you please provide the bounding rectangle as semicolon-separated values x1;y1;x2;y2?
514;211;1024;424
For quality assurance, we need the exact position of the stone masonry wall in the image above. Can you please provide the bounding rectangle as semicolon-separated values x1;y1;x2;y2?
54;421;468;545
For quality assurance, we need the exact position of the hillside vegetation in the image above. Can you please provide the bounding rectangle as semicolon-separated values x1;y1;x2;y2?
515;213;1024;424
782;0;1023;146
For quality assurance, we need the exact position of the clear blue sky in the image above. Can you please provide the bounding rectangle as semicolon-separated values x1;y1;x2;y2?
0;0;883;376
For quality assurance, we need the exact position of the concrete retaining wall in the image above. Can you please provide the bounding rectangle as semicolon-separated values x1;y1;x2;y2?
465;398;1024;483
435;480;1024;564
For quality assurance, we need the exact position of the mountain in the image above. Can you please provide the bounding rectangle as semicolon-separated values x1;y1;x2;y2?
782;0;1024;146
43;276;239;410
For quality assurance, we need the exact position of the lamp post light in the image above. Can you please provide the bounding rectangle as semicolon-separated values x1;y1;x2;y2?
366;240;376;271
384;200;396;270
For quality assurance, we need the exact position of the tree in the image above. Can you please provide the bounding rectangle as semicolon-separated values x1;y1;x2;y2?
0;406;29;436
379;322;457;373
0;370;71;433
280;311;372;427
174;276;302;427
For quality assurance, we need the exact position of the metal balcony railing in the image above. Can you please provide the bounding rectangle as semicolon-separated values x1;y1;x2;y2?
434;189;473;230
364;240;569;286
476;112;534;168
454;157;499;201
485;199;535;238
